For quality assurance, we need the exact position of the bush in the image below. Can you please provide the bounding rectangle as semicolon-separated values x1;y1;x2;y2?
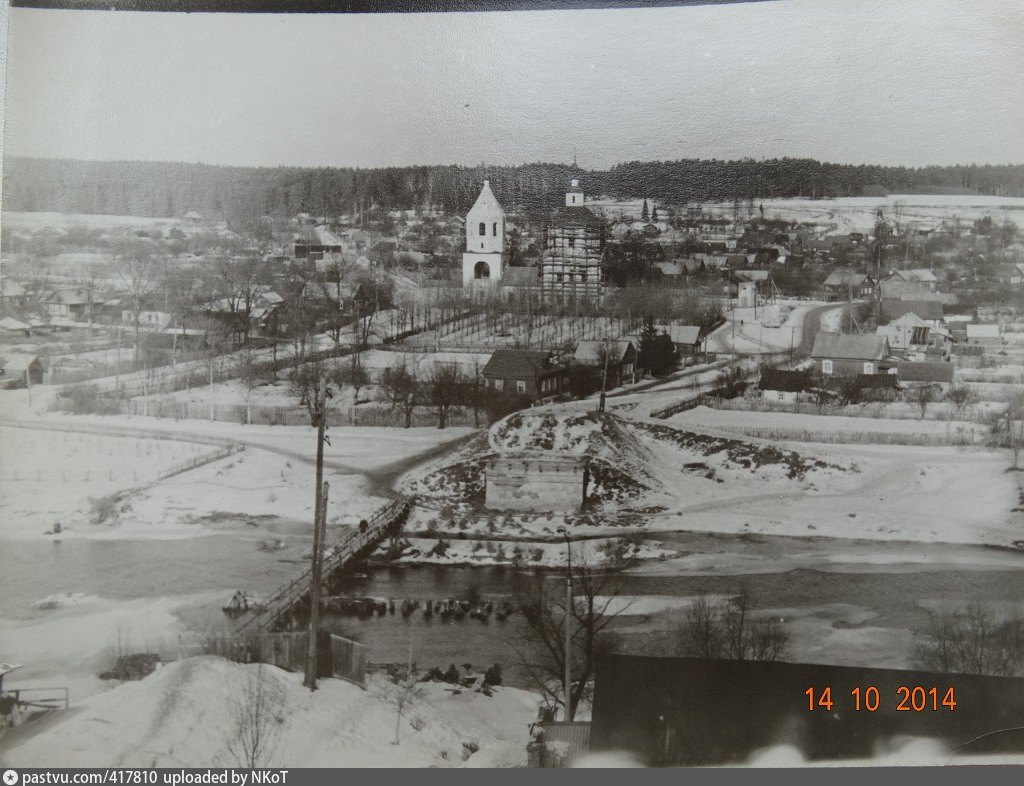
89;493;122;524
59;383;121;415
913;604;1024;677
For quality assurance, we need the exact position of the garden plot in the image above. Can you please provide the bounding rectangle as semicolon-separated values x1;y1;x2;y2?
670;405;984;439
0;426;215;540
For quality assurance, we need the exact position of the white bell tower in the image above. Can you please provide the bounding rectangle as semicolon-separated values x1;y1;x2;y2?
462;180;506;289
566;178;584;207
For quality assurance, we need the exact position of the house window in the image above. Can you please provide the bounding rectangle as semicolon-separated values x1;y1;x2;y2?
493;222;498;236
478;222;486;236
494;379;504;392
822;359;833;375
569;237;575;248
863;362;874;374
516;380;527;394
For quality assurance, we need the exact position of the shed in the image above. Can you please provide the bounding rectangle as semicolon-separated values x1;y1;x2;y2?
758;368;809;404
897;361;955;385
0;354;44;387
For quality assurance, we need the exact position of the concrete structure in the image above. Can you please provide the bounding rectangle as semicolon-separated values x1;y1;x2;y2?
462;180;505;291
540;179;606;303
484;456;586;512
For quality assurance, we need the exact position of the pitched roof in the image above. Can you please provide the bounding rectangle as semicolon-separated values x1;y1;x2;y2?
881;298;943;322
811;331;889;360
893;268;938;283
574;339;634;365
482;349;560;378
501;266;539;287
966;324;1001;339
657;325;702;345
467;180;505;217
897;361;955;383
823;270;871;288
0;317;32;332
759;368;809;392
549;205;604;229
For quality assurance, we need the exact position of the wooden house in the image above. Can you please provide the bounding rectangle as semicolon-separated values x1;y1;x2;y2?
482;350;568;402
811;332;894;377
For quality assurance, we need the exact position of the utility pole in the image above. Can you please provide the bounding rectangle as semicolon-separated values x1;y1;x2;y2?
598;340;610;413
304;377;330;691
556;527;573;721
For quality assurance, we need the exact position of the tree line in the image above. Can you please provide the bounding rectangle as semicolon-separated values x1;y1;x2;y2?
6;156;1024;225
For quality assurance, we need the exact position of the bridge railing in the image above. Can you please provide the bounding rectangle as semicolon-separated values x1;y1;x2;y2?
237;496;411;633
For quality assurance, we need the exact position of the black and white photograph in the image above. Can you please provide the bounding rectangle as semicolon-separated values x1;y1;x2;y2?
1;0;1024;769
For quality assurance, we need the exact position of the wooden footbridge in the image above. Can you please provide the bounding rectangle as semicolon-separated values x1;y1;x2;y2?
235;496;412;633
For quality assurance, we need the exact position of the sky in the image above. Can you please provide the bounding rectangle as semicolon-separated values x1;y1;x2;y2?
3;0;1023;170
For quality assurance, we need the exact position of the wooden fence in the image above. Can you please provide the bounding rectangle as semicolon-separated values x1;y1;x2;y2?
157;444;244;480
119;398;477;428
160;631;367;686
705;424;982;447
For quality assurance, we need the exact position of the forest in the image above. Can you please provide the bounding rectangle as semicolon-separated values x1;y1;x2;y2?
4;156;1024;227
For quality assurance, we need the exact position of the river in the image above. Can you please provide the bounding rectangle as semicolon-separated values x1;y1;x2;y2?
5;533;1024;686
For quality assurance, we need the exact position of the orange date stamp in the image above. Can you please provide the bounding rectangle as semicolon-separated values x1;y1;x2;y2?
806;686;957;712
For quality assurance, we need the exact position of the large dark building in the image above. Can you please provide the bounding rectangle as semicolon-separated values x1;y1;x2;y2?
590;654;1024;766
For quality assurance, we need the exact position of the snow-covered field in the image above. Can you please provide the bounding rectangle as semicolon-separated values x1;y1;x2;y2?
3;656;540;768
2;211;183;231
587;195;1024;234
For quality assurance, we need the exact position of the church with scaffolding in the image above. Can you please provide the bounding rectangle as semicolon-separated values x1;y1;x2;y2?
540;179;606;303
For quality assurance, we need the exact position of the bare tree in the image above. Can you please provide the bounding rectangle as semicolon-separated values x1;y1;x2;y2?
912;603;1024;677
380;362;419;428
225;664;283;768
383;639;425;746
915;384;937;419
216;255;267;357
238;362;274;425
510;554;628;720
113;238;160;362
427;363;464;429
676;589;789;662
988;392;1024;469
946;384;975;419
334;357;370;424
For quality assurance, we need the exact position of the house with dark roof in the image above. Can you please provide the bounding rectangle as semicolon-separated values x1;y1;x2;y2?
811;332;894;377
482;349;568;402
758;368;810;404
822;271;875;300
880;298;944;323
887;268;938;291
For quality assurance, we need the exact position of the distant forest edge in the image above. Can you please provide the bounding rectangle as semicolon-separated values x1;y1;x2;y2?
4;157;1024;225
